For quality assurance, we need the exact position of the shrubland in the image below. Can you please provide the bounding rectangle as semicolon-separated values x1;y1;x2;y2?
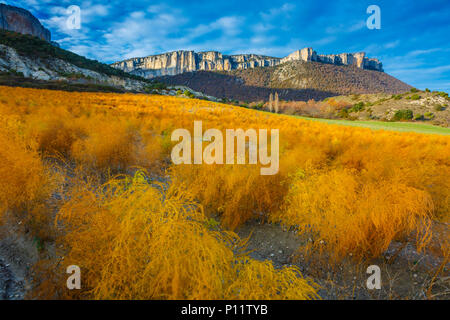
33;171;318;299
0;86;448;299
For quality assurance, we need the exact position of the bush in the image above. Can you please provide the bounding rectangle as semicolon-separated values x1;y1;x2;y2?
437;91;449;98
414;114;424;120
434;105;445;111
349;102;365;112
0;125;55;238
183;90;195;98
249;102;265;110
393;109;413;121
170;164;285;230
338;108;349;118
71;121;138;172
411;94;421;100
271;169;433;262
424;112;435;119
410;88;419;93
145;82;167;92
34;171;318;300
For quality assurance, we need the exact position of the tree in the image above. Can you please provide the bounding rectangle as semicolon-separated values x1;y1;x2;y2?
268;93;273;112
274;92;279;113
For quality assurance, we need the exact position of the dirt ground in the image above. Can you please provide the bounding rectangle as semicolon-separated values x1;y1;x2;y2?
237;220;449;300
0;217;448;300
0;221;39;300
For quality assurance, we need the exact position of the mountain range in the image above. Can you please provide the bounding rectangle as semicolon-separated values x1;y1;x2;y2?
111;48;384;79
0;4;412;102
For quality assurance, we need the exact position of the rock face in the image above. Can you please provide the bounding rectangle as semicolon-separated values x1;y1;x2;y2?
0;4;51;41
112;48;383;79
112;50;280;78
281;48;383;71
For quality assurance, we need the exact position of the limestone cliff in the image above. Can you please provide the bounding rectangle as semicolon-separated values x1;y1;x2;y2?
112;48;383;79
112;50;280;78
281;48;383;71
0;4;50;41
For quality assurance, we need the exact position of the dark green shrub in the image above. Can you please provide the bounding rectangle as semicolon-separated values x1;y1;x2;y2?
183;90;195;98
393;109;413;121
435;91;449;99
145;82;166;90
338;108;349;118
424;112;435;119
349;102;365;112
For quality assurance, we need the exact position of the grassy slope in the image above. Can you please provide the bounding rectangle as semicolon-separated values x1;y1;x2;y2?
0;30;148;82
293;116;450;135
159;60;412;102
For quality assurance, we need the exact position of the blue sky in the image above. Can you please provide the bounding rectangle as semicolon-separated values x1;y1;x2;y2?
5;0;450;91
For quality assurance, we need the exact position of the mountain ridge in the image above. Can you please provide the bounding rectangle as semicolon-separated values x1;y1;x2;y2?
111;47;384;79
157;60;411;102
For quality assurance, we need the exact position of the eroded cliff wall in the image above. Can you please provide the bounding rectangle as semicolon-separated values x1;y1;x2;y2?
112;48;383;79
112;51;280;78
280;48;383;71
0;4;51;41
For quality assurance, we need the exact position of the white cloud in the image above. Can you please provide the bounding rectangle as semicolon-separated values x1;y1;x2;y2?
384;40;400;49
260;3;295;21
407;48;441;57
189;16;244;39
326;21;365;34
313;36;336;46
